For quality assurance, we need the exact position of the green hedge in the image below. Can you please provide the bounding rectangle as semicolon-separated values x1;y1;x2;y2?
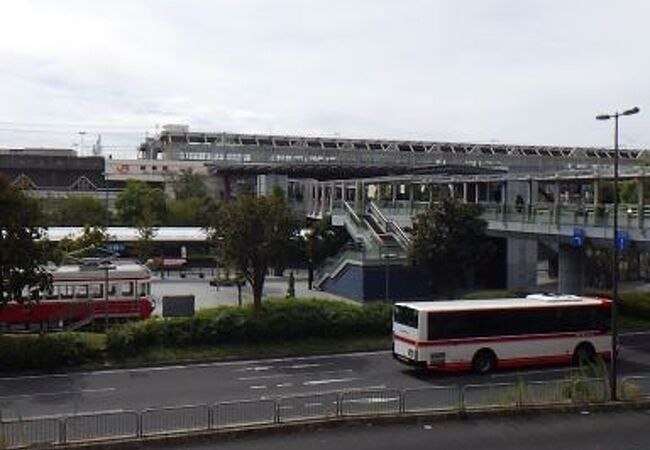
618;292;650;320
586;291;650;320
107;299;393;358
0;333;101;372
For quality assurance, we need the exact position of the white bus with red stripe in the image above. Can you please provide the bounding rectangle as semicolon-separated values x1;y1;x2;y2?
393;294;612;373
0;262;155;331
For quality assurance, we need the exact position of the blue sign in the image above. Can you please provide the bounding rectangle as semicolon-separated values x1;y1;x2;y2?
571;228;585;248
106;243;125;255
616;230;630;251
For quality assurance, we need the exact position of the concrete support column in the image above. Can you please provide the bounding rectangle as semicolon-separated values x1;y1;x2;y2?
506;237;538;291
256;174;288;198
593;179;600;206
329;182;335;214
638;177;645;229
409;183;415;213
475;183;480;204
553;180;561;225
558;244;585;295
391;182;397;206
462;183;469;203
501;182;508;220
354;180;364;213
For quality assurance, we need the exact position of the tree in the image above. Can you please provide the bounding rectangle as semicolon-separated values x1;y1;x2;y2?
207;193;297;310
0;175;51;304
135;205;157;264
305;215;349;264
114;180;166;225
54;226;110;264
409;199;488;294
172;168;209;200
45;195;109;226
167;197;215;226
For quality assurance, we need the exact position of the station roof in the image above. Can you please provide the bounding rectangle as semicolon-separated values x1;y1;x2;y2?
44;227;207;242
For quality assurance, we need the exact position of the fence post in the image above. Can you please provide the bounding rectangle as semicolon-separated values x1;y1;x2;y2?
399;390;405;414
208;405;214;430
459;386;467;413
60;417;68;445
337;393;343;417
274;399;280;424
137;412;143;438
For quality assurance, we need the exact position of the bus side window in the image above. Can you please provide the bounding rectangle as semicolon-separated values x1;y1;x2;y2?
109;284;118;297
121;282;134;297
90;284;103;299
138;282;150;297
45;287;58;300
76;285;89;299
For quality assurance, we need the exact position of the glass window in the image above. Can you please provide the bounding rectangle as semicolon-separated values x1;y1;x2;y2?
76;285;89;299
45;287;58;300
90;284;103;299
394;306;418;328
108;284;117;297
138;282;148;297
121;282;134;297
60;285;74;300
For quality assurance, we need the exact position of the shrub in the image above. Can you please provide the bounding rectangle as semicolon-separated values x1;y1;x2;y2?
106;298;393;359
0;333;100;372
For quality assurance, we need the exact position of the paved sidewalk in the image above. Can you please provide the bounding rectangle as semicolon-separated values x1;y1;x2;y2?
151;271;351;316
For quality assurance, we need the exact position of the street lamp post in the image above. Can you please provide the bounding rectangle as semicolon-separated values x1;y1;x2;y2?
596;106;640;401
99;260;116;330
382;251;397;302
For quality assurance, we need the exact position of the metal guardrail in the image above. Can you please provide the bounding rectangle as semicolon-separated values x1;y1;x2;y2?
1;376;647;449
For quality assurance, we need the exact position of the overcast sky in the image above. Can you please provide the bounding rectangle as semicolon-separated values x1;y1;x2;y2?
1;0;648;157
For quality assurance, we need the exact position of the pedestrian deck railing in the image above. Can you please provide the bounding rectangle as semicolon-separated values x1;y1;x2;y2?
3;375;649;449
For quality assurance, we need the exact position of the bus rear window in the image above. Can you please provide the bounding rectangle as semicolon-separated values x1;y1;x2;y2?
394;306;418;328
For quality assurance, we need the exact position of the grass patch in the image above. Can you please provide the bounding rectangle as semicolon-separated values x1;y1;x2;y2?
107;335;392;366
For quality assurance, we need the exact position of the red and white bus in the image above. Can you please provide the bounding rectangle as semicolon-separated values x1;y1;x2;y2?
0;261;155;331
393;294;612;373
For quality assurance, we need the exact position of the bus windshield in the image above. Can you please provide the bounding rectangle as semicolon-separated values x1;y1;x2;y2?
394;305;418;328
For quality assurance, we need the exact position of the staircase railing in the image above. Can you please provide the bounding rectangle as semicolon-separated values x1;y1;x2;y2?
369;201;411;251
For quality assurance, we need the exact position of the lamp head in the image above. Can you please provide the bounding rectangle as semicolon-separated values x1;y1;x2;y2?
622;106;640;116
596;114;611;121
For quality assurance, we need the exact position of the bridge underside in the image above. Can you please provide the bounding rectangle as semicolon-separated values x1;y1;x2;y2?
209;163;505;181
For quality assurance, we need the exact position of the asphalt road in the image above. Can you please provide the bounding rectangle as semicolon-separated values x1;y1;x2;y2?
153;410;650;450
1;332;650;419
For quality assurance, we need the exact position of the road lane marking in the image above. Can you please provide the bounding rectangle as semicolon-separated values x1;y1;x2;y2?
237;369;353;382
0;387;117;400
303;378;358;386
238;374;287;381
345;397;400;404
288;364;321;369
259;385;387;400
276;383;294;388
490;367;573;379
249;385;267;390
234;366;273;373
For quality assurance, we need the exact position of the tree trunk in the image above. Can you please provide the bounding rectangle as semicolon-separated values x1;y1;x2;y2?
251;269;266;310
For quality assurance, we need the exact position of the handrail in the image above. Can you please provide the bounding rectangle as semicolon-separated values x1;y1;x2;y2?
369;201;411;251
6;375;647;449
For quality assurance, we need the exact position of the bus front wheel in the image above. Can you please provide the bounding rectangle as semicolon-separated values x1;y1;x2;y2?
472;349;497;374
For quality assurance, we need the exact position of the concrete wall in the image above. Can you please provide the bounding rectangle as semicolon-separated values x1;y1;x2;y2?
506;237;538;291
321;262;431;301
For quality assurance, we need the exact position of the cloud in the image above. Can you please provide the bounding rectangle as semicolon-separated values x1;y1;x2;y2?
0;0;648;154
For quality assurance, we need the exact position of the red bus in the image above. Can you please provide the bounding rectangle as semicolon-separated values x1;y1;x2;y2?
393;294;611;373
0;261;155;331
